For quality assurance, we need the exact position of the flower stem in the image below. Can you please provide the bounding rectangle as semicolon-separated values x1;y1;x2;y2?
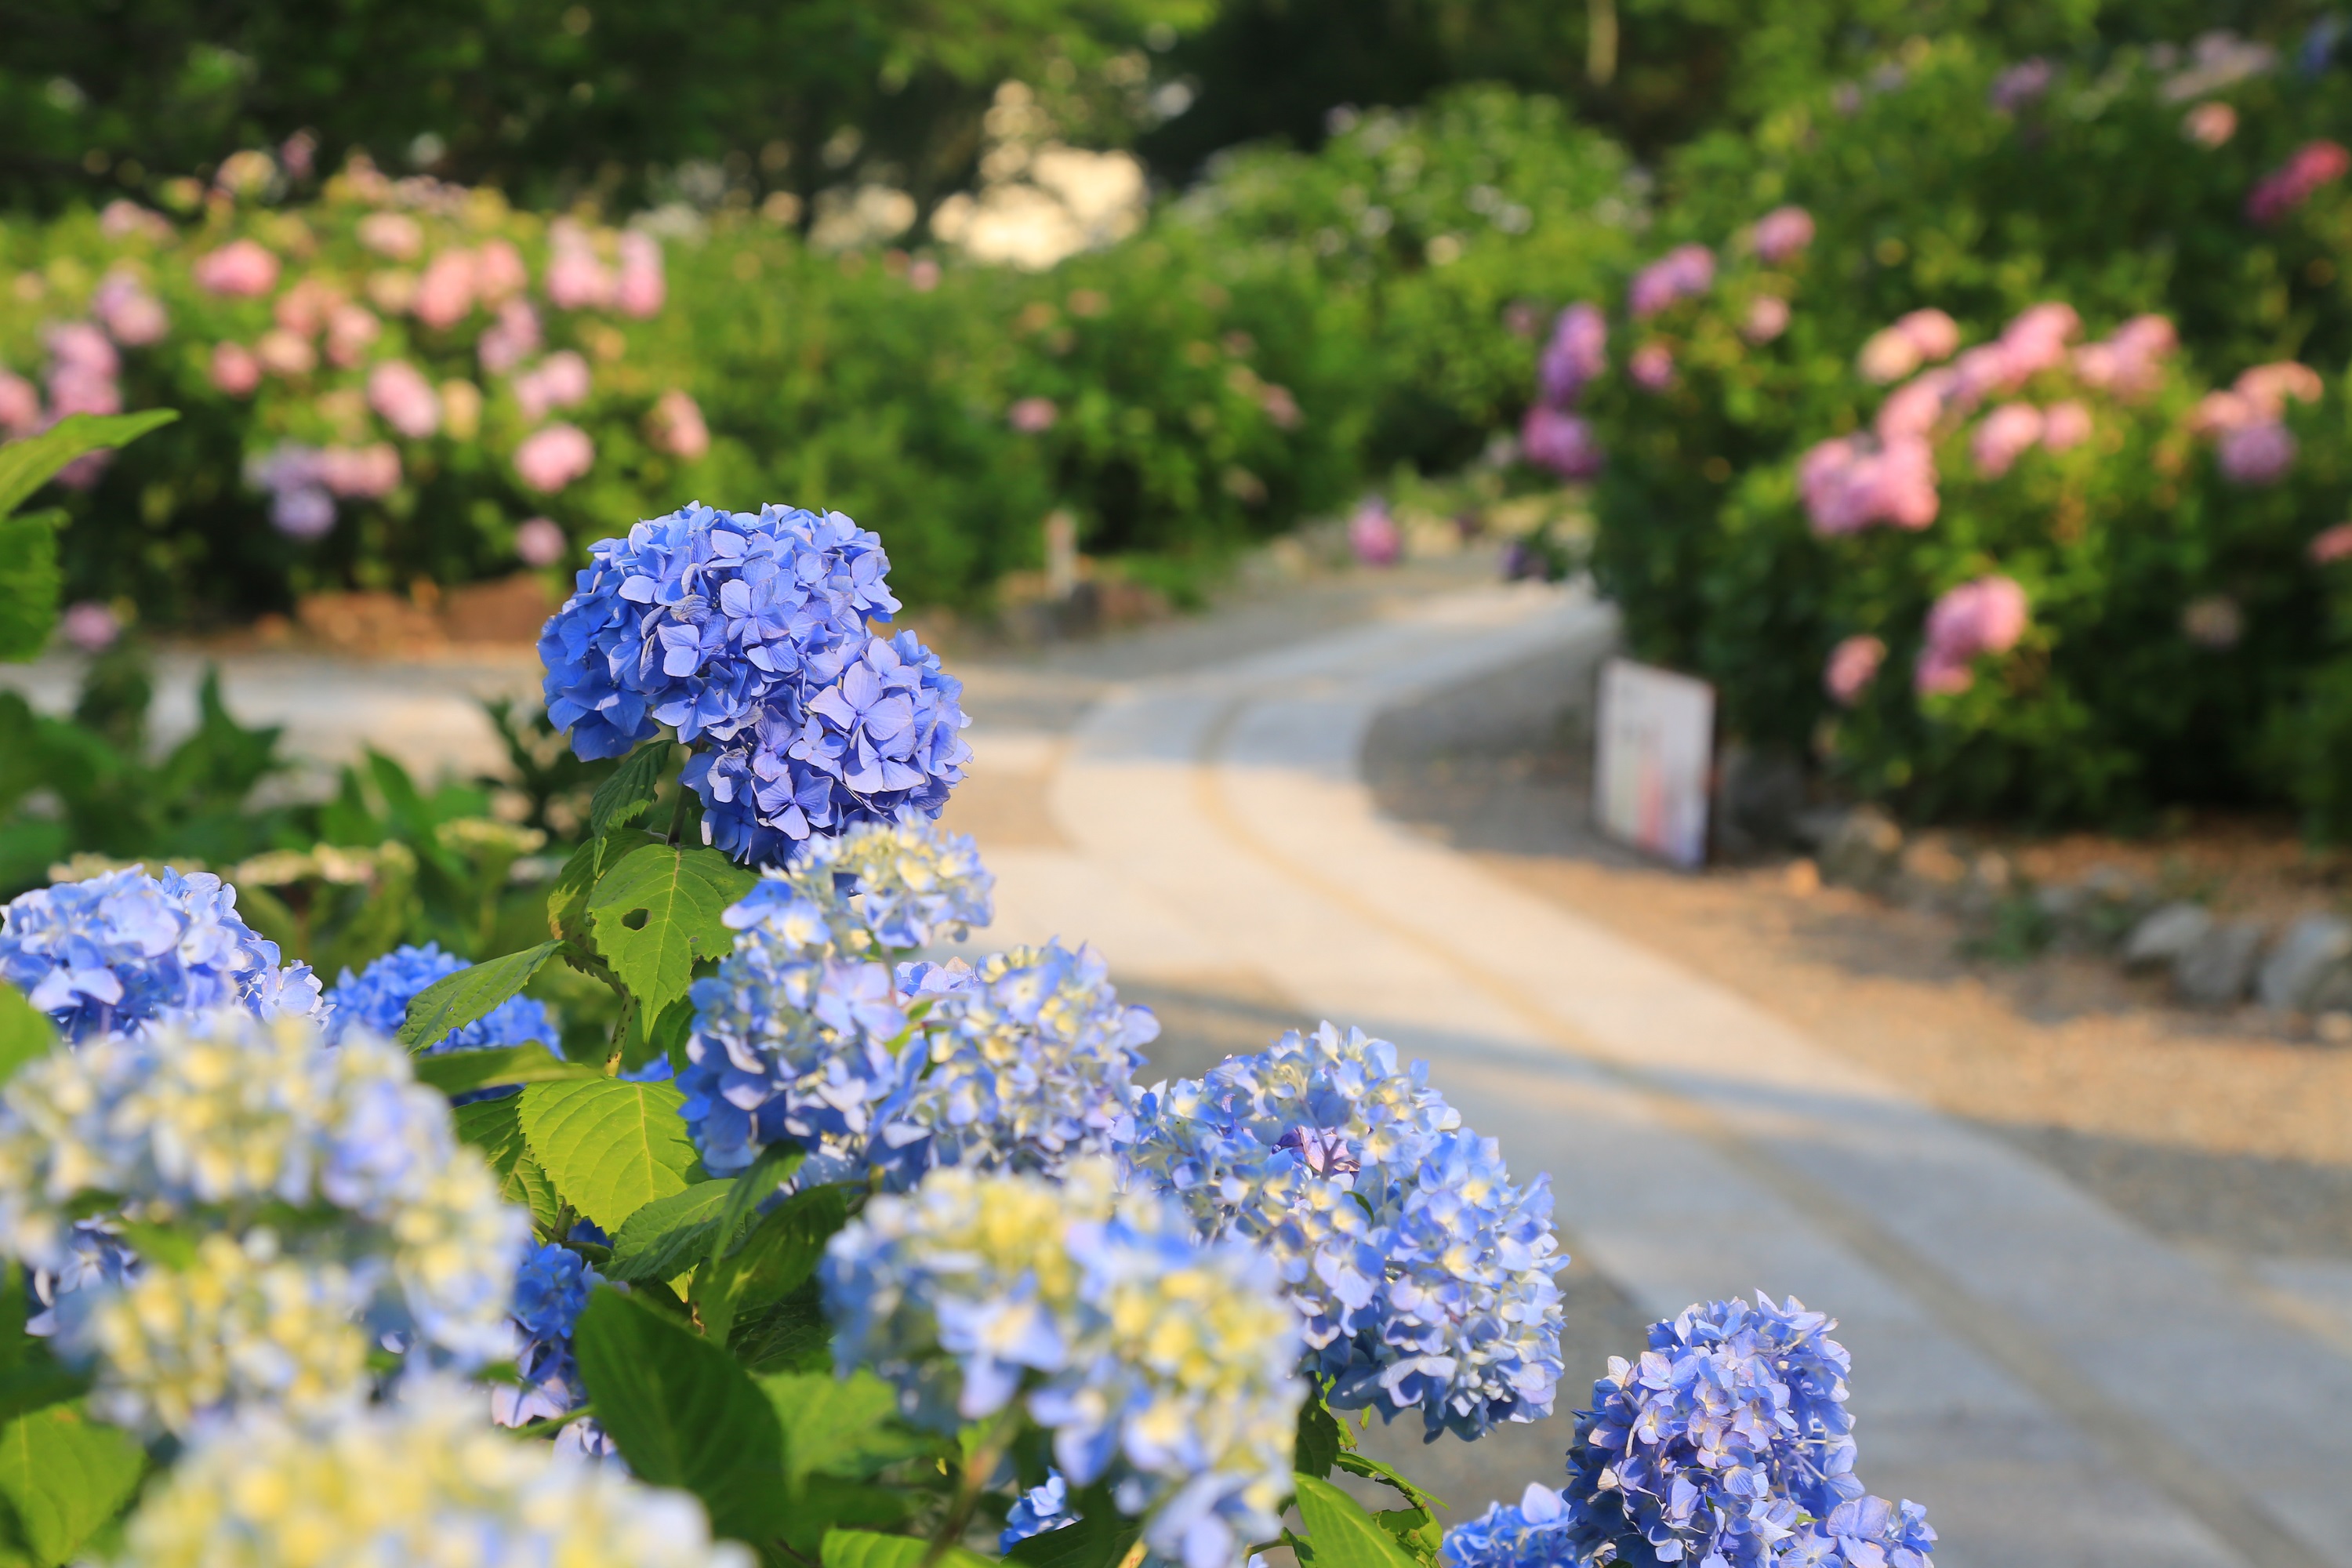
920;1406;1022;1568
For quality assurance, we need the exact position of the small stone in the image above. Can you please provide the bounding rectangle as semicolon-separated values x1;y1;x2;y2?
2173;919;2267;1006
2317;1011;2352;1044
2123;901;2213;968
2256;914;2352;1013
1818;806;1903;893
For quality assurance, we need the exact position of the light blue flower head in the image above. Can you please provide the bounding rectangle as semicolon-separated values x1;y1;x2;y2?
0;866;324;1043
1125;1022;1565;1439
490;1241;613;1456
1439;1483;1577;1567
538;501;969;868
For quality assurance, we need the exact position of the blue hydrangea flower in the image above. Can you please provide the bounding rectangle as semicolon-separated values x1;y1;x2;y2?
538;502;970;868
492;1242;615;1457
0;866;324;1043
328;942;557;1058
878;941;1154;1182
1559;1294;1935;1568
1440;1483;1577;1567
1124;1022;1565;1440
728;816;995;959
679;884;909;1178
1001;1472;1079;1551
822;1160;1305;1568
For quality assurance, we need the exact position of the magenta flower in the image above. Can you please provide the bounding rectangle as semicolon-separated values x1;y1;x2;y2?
274;278;336;336
648;389;710;460
0;370;39;436
1347;497;1401;567
1009;397;1058;434
514;351;593;423
46;323;118;381
1824;635;1886;706
1519;405;1603;479
357;212;424;261
1998;303;2079;379
1538;303;1608;405
2309;523;2352;564
93;270;168;347
2040;400;2093;452
209;343;262;397
1628;245;1714;318
1258;383;1302;430
514;424;594;492
1742;296;1791;344
515;517;570;568
2247;140;2350;224
1629;343;1675;392
413;250;478;330
60;601;121;653
1752;206;1815;265
193;239;281;298
2217;421;2297;485
1970;403;2045;479
367;360;441;440
616;231;665;318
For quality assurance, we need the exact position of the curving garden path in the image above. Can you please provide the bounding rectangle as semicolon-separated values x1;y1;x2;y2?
959;578;2352;1568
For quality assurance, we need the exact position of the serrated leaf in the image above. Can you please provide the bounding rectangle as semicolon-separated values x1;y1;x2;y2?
518;1078;698;1234
412;1043;599;1097
818;1529;993;1568
1294;1395;1343;1480
731;1279;833;1374
0;411;177;518
573;1289;786;1544
605;1182;739;1284
1335;1450;1446;1514
586;843;753;1017
0;1404;144;1567
1291;1474;1422;1568
455;1096;564;1236
398;941;564;1051
700;1182;845;1345
0;989;55;1087
1375;1503;1443;1565
590;743;671;837
760;1369;934;1487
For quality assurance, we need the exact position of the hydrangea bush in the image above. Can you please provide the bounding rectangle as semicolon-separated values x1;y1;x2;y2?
0;495;1933;1568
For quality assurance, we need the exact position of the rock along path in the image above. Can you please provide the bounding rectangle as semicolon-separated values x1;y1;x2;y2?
960;579;2352;1568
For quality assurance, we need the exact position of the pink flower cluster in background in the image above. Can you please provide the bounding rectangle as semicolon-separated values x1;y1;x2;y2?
647;389;710;461
92;270;168;347
1751;206;1816;266
514;423;593;492
247;441;402;538
2070;314;2174;399
366;360;441;439
514;350;592;423
1537;303;1607;405
1347;495;1401;566
514;517;570;568
2245;140;2350;224
1824;634;1887;706
192;238;281;297
1857;309;1960;385
1628;244;1715;319
2192;360;2322;485
1520;404;1603;479
1917;575;2028;695
1800;431;1938;535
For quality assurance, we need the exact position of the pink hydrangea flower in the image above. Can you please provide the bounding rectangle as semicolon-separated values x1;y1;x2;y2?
1628;245;1714;318
1917;575;2028;695
1347;497;1401;567
46;323;118;380
546;221;615;310
2040;400;2093;452
99;201;173;243
193;238;281;298
1629;343;1675;391
2183;102;2237;147
514;423;594;492
2247;140;2350;224
2190;388;2261;436
1538;303;1608;406
93;270;168;347
2234;361;2324;418
1520;405;1603;479
325;303;380;368
1824;635;1886;706
1752;206;1815;265
60;601;121;652
0;371;42;437
1999;303;2079;379
256;328;317;377
1875;370;1955;441
2217;421;2297;485
1857;328;1922;385
2073;314;2176;399
615;231;665;318
1259;383;1301;429
413;249;477;330
515;517;570;567
318;443;401;498
1800;434;1939;535
209;343;262;397
515;350;592;422
358;212;424;261
2309;523;2352;564
1970;402;2045;479
909;258;942;292
478;299;543;376
1893;309;1961;363
475;239;529;303
1009;397;1058;433
1743;296;1791;344
367;360;441;439
648;389;710;460
274;278;337;337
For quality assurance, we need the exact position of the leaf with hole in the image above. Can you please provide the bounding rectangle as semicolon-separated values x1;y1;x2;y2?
0;1404;144;1567
573;1289;786;1545
586;843;753;1018
397;941;563;1051
518;1078;699;1234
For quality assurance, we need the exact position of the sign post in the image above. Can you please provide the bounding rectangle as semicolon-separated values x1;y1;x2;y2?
1594;657;1715;868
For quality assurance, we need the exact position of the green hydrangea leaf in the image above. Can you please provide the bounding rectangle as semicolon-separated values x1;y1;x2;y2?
0;1404;144;1568
0;988;56;1088
397;940;563;1051
604;1181;739;1285
760;1369;934;1487
451;1097;564;1236
518;1077;697;1234
586;843;753;1018
411;1043;598;1097
1291;1474;1422;1568
818;1530;993;1568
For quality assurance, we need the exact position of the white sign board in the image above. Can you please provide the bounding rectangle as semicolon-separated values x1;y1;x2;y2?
1595;658;1715;868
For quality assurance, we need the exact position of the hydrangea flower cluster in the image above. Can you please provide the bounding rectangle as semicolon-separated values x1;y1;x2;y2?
1124;1022;1565;1440
1523;305;1607;481
822;1161;1305;1568
329;940;558;1056
1439;1483;1577;1567
491;1242;615;1457
782;815;996;953
880;941;1156;1181
0;866;324;1042
538;501;971;866
124;1379;754;1568
1001;1472;1078;1550
1555;1294;1933;1568
679;880;909;1178
0;1010;528;1432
